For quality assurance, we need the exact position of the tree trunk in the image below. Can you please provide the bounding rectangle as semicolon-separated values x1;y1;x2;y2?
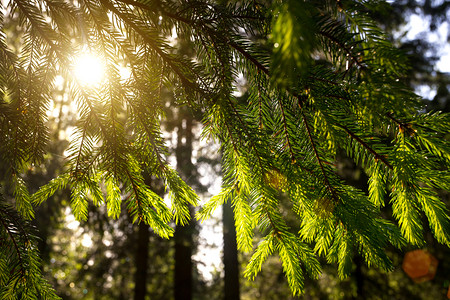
223;201;240;300
174;108;196;300
134;222;150;300
174;211;194;300
353;255;364;300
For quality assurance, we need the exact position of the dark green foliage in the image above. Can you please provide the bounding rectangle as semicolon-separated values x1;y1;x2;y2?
0;193;59;299
270;0;317;86
1;0;450;297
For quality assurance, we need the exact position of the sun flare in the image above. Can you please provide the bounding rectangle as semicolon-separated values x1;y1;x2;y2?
73;53;105;86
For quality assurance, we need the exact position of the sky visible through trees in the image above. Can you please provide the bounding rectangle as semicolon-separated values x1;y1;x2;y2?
405;11;449;102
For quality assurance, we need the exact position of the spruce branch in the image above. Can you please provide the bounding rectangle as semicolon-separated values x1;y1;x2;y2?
100;0;199;91
125;168;145;219
2;0;450;297
222;117;240;155
224;97;264;170
14;0;58;49
228;41;269;75
318;25;364;69
126;98;167;169
277;97;297;163
0;198;60;299
0;209;24;275
385;112;419;136
337;123;393;169
74;127;88;178
298;100;339;202
15;0;71;68
257;78;263;129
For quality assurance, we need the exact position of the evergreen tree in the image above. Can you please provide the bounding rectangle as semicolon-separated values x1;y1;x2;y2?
1;0;450;297
173;107;197;300
223;200;240;300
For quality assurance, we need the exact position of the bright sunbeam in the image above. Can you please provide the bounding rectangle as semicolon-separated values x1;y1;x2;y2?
73;53;105;86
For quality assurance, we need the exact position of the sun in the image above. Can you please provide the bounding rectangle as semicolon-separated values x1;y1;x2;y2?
73;52;105;87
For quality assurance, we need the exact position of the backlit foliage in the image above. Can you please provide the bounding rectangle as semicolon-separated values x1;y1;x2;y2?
1;0;449;297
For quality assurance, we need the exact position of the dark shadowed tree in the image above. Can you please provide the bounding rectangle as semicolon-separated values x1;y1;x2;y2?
173;107;197;300
134;221;150;300
223;200;240;300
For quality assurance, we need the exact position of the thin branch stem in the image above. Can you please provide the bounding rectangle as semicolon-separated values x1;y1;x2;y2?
125;169;145;221
0;208;24;275
298;99;338;201
319;29;364;68
101;0;198;91
337;124;393;169
228;41;269;75
278;97;297;163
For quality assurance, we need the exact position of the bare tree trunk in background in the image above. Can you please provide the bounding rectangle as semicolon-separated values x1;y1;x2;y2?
134;222;150;300
174;210;195;300
174;108;196;300
353;255;365;300
223;201;240;300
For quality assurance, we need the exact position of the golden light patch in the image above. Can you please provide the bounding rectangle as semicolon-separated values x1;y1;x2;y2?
73;53;105;87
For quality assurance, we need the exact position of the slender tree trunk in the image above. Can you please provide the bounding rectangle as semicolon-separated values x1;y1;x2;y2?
223;201;240;300
174;211;194;300
353;255;364;299
174;108;196;300
134;222;150;300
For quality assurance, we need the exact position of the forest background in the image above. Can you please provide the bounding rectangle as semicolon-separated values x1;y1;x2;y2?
1;0;450;299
